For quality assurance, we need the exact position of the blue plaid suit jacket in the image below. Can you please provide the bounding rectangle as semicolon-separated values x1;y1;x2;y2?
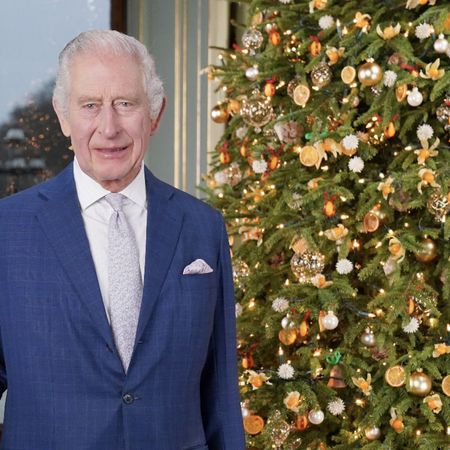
0;163;245;450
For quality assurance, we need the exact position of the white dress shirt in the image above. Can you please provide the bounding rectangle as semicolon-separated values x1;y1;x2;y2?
73;157;147;322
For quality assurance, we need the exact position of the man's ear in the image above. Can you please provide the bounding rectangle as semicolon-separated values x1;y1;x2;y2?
150;96;167;135
53;98;71;137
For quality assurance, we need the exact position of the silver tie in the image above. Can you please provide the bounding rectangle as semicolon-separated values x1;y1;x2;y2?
105;193;143;372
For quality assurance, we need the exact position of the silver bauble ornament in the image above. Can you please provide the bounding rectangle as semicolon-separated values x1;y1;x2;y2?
310;62;332;88
308;409;325;425
240;91;274;129
434;34;449;54
360;328;376;347
322;311;339;330
242;28;264;53
281;315;290;329
245;66;260;81
407;87;423;107
365;426;381;440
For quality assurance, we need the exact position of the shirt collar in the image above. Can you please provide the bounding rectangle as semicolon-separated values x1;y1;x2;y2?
73;157;147;211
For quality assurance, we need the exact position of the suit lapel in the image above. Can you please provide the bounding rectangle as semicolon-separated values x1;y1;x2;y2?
134;169;183;346
35;164;115;349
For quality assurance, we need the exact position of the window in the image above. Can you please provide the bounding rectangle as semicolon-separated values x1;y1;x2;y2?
0;0;125;197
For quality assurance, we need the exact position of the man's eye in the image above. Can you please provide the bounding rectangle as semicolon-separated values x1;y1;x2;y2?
83;103;96;109
118;101;130;107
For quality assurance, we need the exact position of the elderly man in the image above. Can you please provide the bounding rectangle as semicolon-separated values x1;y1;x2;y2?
0;30;245;450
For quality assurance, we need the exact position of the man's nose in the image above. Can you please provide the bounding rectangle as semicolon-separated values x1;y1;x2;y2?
97;106;121;138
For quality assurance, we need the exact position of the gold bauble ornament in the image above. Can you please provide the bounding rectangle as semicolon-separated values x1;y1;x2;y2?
211;104;229;123
408;371;432;397
415;237;438;263
357;61;383;86
243;414;265;435
385;365;406;387
290;250;325;283
293;84;311;106
311;62;332;88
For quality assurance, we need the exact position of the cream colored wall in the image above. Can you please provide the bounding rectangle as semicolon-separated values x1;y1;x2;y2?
128;0;230;197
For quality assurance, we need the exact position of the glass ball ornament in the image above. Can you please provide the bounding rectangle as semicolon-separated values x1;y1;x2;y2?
415;237;438;263
365;426;381;440
408;370;432;397
310;62;332;88
434;34;449;54
245;66;260;81
290;250;325;283
357;61;383;86
232;259;250;289
242;28;264;53
322;311;339;330
407;87;423;107
360;328;376;347
436;101;450;131
427;190;450;222
211;104;230;124
240;91;274;129
308;409;325;425
281;315;291;329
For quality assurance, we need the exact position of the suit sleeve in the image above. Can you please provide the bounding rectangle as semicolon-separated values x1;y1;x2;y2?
0;329;6;398
200;214;245;450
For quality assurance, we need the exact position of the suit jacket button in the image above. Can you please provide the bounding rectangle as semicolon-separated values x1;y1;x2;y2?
122;393;134;404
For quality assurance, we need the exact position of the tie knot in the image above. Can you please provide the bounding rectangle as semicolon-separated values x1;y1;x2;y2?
105;193;126;212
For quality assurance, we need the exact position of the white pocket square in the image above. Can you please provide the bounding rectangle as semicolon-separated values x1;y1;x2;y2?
182;259;213;275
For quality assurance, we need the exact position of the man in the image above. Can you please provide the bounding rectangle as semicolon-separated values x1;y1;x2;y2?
0;30;245;450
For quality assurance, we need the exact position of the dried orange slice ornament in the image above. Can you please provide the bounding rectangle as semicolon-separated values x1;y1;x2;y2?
442;375;450;397
341;66;356;84
299;145;320;167
243;415;265;435
385;365;406;387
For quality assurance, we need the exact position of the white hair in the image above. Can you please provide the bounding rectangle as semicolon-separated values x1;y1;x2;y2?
53;29;165;121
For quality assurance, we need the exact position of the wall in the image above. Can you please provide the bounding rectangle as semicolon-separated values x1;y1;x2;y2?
127;0;229;197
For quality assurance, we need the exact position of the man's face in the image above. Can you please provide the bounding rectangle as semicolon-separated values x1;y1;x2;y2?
54;51;161;192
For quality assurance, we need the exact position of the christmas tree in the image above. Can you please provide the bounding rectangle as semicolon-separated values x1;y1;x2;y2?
205;1;450;448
